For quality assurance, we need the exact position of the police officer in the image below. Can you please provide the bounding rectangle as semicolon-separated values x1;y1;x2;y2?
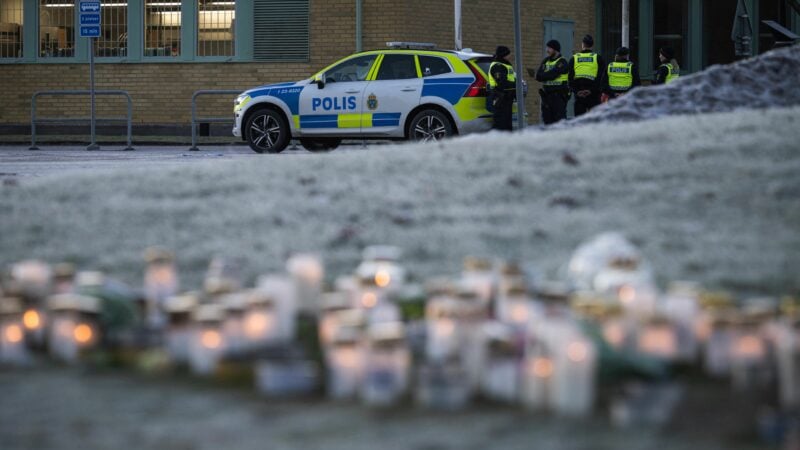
534;40;569;125
568;35;605;116
603;46;640;101
488;45;516;131
653;46;680;85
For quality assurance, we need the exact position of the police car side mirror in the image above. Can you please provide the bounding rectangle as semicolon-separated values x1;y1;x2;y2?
314;74;325;89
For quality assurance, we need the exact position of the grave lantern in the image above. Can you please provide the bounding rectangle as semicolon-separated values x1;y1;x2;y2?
188;303;226;376
361;322;411;407
163;293;198;365
47;293;101;364
0;297;29;365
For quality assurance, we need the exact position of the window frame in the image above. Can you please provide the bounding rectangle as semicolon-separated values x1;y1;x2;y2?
0;0;255;63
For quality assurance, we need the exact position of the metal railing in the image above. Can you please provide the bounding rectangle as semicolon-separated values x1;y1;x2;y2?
190;89;241;151
29;90;134;151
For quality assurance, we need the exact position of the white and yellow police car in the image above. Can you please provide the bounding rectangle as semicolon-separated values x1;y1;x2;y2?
233;42;497;153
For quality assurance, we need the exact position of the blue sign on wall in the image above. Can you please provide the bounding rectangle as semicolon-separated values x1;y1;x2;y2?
78;0;101;38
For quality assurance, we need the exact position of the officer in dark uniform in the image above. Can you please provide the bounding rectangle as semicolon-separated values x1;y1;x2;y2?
602;46;641;101
488;45;516;131
568;35;605;117
533;40;569;125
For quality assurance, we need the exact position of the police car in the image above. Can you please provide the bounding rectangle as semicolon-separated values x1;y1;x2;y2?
232;42;497;153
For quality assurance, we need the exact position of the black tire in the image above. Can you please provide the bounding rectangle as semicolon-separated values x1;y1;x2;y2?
408;109;454;143
245;107;290;154
299;138;342;153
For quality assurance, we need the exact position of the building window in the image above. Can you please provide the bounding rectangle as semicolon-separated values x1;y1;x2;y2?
98;0;127;57
39;0;75;58
0;0;24;58
653;0;688;69
702;0;736;67
198;0;234;57
145;0;180;57
601;0;639;65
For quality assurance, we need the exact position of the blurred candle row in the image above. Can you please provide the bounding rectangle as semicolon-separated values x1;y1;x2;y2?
0;235;798;421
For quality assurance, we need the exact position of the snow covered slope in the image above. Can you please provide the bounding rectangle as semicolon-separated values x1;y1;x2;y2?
1;106;799;295
559;44;800;127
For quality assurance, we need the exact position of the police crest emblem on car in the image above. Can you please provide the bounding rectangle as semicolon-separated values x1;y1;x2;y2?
367;93;378;110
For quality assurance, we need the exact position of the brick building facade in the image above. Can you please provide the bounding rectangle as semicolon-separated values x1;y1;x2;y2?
0;0;595;130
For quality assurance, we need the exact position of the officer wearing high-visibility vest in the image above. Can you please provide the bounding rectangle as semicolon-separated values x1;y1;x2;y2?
533;40;569;125
602;46;641;101
488;45;516;131
568;35;605;117
653;46;680;85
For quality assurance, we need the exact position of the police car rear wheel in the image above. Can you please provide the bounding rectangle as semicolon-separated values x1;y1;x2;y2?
246;108;289;154
299;138;341;153
409;110;453;143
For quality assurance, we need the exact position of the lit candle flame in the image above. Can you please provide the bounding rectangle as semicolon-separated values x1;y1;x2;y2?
375;270;391;288
23;309;41;330
73;323;93;345
567;341;588;362
532;357;553;378
5;324;23;343
201;330;222;349
361;292;378;309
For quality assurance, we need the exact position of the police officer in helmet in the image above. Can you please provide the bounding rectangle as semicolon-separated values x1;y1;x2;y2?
488;45;517;131
568;35;605;116
533;40;569;125
602;46;640;101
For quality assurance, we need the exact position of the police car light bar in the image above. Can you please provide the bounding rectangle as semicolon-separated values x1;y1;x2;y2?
386;41;437;50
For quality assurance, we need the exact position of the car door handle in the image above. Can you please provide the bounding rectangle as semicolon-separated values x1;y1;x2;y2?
345;89;361;94
401;87;417;92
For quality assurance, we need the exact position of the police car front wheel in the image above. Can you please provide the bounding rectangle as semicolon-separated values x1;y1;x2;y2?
245;107;289;154
409;110;453;143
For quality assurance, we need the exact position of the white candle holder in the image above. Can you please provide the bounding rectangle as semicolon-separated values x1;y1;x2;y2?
221;292;248;357
637;318;679;361
188;303;226;376
361;322;410;407
143;247;179;329
661;282;702;362
163;293;198;365
286;253;324;314
0;297;30;366
318;292;352;349
46;294;101;364
461;256;496;307
730;322;769;390
479;322;521;404
243;290;281;349
521;341;555;412
326;326;364;400
256;275;298;343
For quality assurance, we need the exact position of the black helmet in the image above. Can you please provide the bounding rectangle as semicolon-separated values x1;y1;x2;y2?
616;46;630;56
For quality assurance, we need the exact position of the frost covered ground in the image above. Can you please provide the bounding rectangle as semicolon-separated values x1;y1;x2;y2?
1;106;799;295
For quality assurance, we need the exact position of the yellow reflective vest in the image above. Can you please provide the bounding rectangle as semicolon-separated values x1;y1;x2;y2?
573;52;599;80
607;61;634;91
543;57;569;86
488;61;516;89
661;63;679;83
